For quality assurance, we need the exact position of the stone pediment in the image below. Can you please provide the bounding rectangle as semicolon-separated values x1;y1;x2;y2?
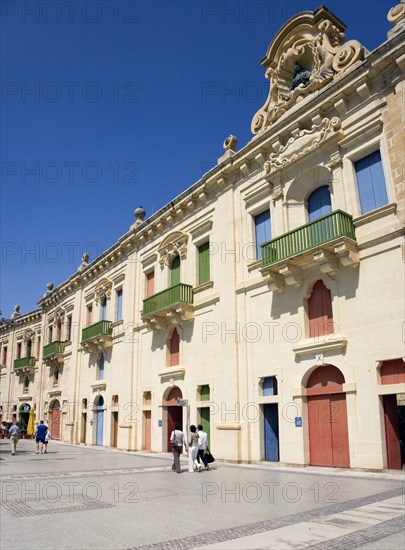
251;7;365;135
94;278;113;303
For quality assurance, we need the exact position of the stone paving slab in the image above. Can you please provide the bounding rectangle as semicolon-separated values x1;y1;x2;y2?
0;440;404;550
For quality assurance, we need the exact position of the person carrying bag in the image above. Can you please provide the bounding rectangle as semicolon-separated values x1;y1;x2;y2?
170;422;184;473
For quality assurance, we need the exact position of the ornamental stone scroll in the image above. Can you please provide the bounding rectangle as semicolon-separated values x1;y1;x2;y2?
251;7;365;135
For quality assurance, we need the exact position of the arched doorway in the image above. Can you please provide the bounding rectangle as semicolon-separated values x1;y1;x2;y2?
166;387;183;451
50;400;61;439
95;396;104;446
19;403;31;431
306;365;350;468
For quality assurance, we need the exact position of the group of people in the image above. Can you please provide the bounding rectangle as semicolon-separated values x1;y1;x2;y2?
8;419;51;455
170;423;211;473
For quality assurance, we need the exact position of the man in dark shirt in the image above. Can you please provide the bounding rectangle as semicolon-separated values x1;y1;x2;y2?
35;420;48;454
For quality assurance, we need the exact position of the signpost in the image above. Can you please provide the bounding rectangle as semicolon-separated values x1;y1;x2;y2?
177;399;190;432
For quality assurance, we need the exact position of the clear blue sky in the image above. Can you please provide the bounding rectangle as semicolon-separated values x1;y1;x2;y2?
1;0;394;317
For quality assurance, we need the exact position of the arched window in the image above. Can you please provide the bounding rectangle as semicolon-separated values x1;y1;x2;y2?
307;280;334;338
169;329;180;366
170;255;180;287
307;186;332;222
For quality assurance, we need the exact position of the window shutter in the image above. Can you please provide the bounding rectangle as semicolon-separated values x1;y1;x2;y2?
198;242;210;285
355;150;388;214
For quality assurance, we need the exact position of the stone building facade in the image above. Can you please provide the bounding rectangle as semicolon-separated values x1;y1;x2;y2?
1;4;404;470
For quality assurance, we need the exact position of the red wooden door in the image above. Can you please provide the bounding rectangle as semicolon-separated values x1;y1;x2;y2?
383;395;401;469
330;393;350;467
143;411;151;451
51;406;61;439
308;395;333;466
308;394;350;467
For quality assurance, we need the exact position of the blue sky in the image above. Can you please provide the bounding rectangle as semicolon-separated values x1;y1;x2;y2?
1;0;394;317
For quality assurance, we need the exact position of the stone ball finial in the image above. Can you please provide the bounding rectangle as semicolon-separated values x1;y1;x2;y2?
82;252;89;263
134;206;146;221
11;305;21;320
14;305;20;313
223;135;238;152
47;282;54;291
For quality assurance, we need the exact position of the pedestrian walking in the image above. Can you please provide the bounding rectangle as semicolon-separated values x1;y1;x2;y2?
197;424;209;470
188;425;201;472
170;422;185;473
8;420;20;455
44;430;51;453
34;420;48;454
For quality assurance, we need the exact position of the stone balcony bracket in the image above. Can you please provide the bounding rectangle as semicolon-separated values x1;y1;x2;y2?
82;336;113;353
144;304;194;333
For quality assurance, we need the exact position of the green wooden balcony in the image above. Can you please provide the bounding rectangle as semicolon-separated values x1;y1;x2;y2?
43;341;65;363
81;320;113;350
261;210;356;267
14;356;36;370
142;283;194;331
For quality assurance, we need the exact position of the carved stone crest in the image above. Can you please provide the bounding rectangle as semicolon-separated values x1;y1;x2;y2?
94;278;113;303
251;8;364;135
264;117;342;175
158;231;188;269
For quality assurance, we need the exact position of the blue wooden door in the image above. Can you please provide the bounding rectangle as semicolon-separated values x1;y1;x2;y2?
264;404;279;461
96;397;104;446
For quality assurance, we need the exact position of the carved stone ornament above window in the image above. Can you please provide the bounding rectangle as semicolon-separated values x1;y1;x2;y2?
264;116;342;175
94;278;113;304
158;231;188;269
24;330;35;343
251;7;365;135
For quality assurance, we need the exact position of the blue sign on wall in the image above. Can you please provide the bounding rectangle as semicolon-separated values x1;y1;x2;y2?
158;420;162;427
295;417;302;427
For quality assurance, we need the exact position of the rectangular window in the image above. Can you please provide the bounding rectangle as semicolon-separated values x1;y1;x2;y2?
116;289;123;320
17;343;22;359
66;315;72;341
2;346;7;366
86;304;93;326
355;150;388;214
146;271;155;298
198;242;210;285
254;209;271;260
263;376;278;396
48;326;53;343
101;298;107;321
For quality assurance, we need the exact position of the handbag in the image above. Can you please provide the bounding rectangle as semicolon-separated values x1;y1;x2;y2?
204;447;215;464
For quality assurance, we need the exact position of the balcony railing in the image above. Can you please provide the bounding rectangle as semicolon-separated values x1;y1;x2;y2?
81;320;112;344
261;210;355;267
43;341;66;360
14;356;36;370
143;283;194;317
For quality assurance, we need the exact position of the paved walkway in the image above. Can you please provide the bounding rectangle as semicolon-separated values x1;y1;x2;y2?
0;440;404;550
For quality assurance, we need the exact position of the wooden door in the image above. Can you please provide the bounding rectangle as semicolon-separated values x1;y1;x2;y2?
308;393;350;467
51;401;61;439
112;412;118;448
143;411;151;450
264;404;279;461
383;395;401;469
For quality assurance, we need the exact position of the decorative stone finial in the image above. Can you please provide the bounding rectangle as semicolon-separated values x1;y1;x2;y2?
218;135;238;164
131;206;146;230
387;3;405;36
223;135;238;152
77;252;89;272
11;305;21;320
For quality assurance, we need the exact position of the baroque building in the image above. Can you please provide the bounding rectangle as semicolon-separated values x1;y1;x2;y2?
1;4;404;470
